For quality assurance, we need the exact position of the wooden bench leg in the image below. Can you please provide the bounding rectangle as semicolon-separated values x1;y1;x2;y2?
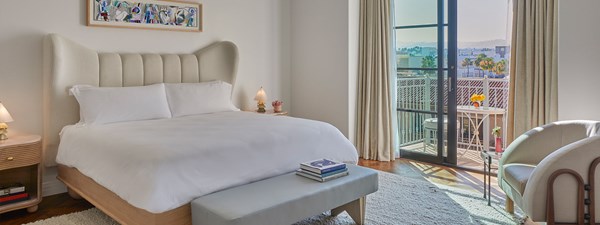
505;197;514;214
331;196;366;225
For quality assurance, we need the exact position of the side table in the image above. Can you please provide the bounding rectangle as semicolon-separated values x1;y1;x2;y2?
482;150;502;206
0;135;43;214
245;109;288;116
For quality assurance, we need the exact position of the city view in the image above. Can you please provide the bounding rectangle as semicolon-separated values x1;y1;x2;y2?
396;40;510;79
394;0;512;168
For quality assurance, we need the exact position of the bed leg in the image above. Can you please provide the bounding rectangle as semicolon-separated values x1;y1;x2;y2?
68;187;82;199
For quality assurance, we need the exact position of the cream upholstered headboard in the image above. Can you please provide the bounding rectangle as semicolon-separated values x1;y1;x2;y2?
42;34;239;166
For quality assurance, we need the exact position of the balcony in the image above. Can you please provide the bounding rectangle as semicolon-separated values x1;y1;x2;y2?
397;75;509;170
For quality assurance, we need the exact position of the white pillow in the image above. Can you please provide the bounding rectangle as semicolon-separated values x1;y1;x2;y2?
165;81;239;117
70;84;172;125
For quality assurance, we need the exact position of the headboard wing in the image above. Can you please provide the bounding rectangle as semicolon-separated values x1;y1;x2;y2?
42;34;239;166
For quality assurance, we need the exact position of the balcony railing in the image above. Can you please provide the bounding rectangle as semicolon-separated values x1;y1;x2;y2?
397;76;509;149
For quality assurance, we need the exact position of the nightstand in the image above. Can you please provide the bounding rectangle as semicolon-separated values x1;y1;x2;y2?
0;135;42;214
247;109;288;116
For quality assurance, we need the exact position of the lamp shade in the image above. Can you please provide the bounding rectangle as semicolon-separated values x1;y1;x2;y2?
0;102;14;123
254;87;267;103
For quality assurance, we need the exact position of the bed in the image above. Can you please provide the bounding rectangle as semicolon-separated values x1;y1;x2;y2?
43;34;358;225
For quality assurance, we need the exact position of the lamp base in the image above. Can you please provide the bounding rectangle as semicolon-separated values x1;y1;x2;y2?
0;122;7;140
257;103;266;113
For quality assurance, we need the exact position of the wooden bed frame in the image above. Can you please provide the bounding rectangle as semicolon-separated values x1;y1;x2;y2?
44;34;239;225
57;165;191;225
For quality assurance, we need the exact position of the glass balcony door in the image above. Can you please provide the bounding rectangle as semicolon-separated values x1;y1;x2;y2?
395;0;458;165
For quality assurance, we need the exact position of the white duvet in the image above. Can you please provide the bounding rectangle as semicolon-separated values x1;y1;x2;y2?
56;112;358;213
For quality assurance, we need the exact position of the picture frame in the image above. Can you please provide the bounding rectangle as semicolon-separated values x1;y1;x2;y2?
87;0;202;32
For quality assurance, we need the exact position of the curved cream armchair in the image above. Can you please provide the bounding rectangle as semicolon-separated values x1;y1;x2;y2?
498;120;600;223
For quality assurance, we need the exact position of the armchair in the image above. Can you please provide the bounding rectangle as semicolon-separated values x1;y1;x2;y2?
498;120;600;223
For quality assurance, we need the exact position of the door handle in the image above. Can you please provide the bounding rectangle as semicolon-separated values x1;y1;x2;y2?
448;77;453;93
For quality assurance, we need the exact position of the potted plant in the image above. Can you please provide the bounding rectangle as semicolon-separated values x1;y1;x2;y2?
492;126;503;154
470;94;486;108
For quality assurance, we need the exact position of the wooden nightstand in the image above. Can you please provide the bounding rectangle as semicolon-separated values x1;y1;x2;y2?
0;135;42;214
247;109;288;116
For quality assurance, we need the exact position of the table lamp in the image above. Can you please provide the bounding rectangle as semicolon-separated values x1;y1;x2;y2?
254;87;267;113
0;102;14;140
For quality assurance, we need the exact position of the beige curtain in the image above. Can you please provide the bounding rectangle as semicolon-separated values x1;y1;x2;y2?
356;0;395;161
507;0;558;143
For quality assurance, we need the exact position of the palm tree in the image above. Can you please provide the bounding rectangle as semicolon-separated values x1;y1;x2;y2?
473;53;487;77
461;58;473;77
421;55;436;76
492;59;507;76
479;57;495;76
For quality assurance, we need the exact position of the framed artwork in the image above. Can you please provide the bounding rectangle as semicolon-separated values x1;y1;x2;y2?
87;0;202;32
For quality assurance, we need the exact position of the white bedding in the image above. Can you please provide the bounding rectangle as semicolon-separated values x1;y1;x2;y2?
56;112;358;213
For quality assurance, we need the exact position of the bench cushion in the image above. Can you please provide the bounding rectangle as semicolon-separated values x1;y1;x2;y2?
191;164;378;225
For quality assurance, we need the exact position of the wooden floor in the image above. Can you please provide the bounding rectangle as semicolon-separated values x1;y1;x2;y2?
1;158;514;225
401;141;501;170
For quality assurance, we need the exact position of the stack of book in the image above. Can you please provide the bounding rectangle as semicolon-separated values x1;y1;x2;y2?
0;183;29;206
296;159;349;182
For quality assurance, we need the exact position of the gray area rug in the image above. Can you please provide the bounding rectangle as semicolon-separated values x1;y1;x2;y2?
25;171;520;225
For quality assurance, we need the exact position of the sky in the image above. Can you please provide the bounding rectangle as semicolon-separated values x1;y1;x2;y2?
394;0;511;46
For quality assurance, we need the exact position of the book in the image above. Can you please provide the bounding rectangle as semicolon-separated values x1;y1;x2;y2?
0;192;29;205
0;197;31;206
296;167;348;178
296;170;349;182
0;183;26;197
300;159;346;174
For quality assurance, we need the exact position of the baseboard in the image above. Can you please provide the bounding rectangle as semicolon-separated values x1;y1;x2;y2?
42;166;67;197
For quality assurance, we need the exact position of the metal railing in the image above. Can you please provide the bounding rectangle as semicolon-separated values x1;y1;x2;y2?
397;76;509;148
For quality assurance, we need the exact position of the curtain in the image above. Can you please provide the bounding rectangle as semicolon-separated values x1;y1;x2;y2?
356;0;395;161
506;0;558;143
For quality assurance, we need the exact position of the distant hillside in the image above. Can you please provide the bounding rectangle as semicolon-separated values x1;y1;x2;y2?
458;39;509;48
397;39;509;49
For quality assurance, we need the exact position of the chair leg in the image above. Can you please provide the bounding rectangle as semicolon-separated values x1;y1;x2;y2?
505;197;514;214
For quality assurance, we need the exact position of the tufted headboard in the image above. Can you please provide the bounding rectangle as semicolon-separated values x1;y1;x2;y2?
42;34;239;166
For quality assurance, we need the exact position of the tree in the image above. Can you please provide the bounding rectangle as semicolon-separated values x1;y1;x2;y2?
421;55;436;76
492;59;507;76
473;53;487;77
461;58;473;77
479;57;495;76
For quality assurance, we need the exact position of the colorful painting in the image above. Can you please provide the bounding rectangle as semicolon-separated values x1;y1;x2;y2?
87;0;202;32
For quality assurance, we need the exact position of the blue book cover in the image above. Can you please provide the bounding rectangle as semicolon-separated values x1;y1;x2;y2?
300;159;346;174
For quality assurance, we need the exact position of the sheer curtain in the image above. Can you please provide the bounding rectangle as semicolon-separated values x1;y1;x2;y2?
506;0;559;143
356;0;396;161
390;0;399;159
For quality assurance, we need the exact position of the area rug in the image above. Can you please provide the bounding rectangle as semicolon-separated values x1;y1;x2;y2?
25;171;520;225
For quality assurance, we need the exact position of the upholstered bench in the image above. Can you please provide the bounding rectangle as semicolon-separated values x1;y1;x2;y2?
191;164;378;225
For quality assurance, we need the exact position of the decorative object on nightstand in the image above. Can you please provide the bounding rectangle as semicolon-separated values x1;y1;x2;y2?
254;87;267;113
0;135;42;214
272;100;283;113
0;102;14;140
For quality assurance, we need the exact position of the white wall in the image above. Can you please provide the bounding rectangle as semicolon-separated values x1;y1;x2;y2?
558;0;600;121
0;0;291;195
290;0;359;140
348;0;360;143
